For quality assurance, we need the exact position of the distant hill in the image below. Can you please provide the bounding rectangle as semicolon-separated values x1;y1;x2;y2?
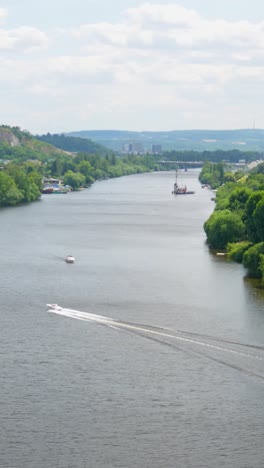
36;133;114;155
67;129;264;152
0;125;66;161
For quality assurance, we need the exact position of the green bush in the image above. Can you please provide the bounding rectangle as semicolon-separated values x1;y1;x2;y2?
243;242;264;278
204;209;245;250
227;241;252;263
259;254;264;282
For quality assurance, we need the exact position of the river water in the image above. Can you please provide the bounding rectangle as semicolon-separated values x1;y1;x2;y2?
1;170;264;468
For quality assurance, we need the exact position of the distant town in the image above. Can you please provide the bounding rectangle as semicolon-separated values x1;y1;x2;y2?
122;143;162;155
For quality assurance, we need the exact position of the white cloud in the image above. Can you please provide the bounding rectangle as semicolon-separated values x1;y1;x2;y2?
12;26;49;51
125;3;200;28
72;4;264;56
2;4;264;85
1;3;264;131
0;25;49;52
0;7;7;21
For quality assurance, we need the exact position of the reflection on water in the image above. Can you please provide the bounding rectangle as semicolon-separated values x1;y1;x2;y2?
244;275;264;296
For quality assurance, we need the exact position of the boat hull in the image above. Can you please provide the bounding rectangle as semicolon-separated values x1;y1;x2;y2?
42;187;53;194
173;191;195;195
65;256;75;263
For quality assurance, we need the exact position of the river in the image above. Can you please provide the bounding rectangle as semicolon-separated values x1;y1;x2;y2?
1;170;264;468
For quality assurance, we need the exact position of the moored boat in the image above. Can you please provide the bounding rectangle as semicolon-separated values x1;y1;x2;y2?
42;186;54;194
42;179;71;194
52;187;68;194
172;170;195;195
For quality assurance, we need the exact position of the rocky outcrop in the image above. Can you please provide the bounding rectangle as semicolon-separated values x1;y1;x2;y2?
0;125;67;161
0;129;20;146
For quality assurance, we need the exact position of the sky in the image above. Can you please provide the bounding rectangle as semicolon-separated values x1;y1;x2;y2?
1;0;264;133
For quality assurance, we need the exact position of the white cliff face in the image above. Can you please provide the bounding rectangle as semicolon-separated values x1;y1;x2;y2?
0;130;20;146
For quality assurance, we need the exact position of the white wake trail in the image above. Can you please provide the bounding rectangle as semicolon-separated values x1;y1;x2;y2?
47;305;264;362
48;307;115;324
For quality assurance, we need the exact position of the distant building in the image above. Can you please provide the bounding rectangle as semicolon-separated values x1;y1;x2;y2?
151;144;162;154
131;142;144;154
122;142;145;154
122;143;133;153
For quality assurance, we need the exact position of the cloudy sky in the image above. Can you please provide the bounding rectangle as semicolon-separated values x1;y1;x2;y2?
1;0;264;133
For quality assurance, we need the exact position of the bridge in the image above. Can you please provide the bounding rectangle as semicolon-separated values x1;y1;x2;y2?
157;160;251;169
157;160;203;168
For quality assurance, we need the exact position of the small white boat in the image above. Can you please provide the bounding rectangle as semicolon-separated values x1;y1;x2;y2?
47;304;62;311
65;255;75;263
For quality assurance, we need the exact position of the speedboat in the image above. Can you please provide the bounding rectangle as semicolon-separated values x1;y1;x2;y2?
65;255;75;263
47;304;62;311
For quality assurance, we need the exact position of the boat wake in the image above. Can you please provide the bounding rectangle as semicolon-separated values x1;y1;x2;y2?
47;304;264;381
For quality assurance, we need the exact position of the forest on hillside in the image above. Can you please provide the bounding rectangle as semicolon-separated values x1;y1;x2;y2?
36;133;114;155
161;149;262;164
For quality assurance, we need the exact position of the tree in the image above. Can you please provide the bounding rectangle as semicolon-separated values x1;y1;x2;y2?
227;241;252;263
199;161;226;188
63;171;85;190
243;191;264;242
243;242;264;278
227;187;251;214
224;172;236;183
6;166;41;202
5;185;24;205
259;254;264;282
29;171;43;191
0;172;23;206
77;160;92;175
204;209;245;249
93;169;104;180
111;154;116;165
253;199;264;242
215;182;237;210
